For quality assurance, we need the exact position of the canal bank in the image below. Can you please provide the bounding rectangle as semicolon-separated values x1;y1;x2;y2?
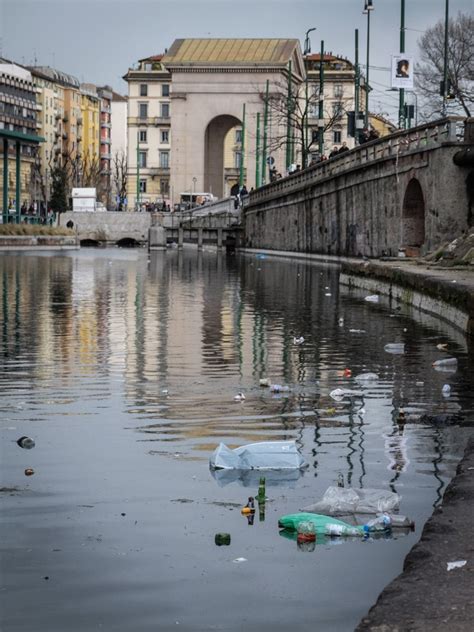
241;247;473;629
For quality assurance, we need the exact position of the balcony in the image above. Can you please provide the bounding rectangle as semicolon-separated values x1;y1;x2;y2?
100;153;112;160
149;167;170;177
154;116;170;126
100;121;111;128
77;117;83;126
100;137;111;145
100;105;111;114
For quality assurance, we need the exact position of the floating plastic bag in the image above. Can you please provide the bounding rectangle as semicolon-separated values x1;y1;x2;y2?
209;440;308;471
300;486;401;515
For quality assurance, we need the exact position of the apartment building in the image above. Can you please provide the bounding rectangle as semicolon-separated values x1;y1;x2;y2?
123;55;171;209
304;53;367;158
80;84;100;165
0;61;41;213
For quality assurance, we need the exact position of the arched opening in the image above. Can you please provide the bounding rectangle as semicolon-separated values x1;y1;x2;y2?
204;115;241;199
80;239;101;247
402;178;425;251
116;237;139;248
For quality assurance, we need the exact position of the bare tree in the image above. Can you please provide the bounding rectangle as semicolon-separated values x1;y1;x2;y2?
260;81;352;170
112;150;128;211
417;12;474;120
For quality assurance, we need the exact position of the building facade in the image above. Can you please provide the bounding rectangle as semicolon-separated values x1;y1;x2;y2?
0;61;41;214
123;55;171;209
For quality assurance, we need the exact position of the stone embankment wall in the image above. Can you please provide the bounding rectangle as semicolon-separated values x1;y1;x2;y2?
0;235;79;250
244;119;473;258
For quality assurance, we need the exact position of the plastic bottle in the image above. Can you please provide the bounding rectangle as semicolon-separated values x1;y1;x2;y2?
363;514;392;533
387;514;415;530
433;358;457;368
257;477;266;502
325;523;361;537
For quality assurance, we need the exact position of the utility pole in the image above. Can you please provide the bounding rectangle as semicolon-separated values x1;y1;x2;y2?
442;0;449;117
318;40;325;156
304;27;316;168
239;103;246;188
399;0;406;129
136;131;140;211
286;60;292;170
363;0;374;129
255;112;261;188
261;80;269;185
355;29;360;144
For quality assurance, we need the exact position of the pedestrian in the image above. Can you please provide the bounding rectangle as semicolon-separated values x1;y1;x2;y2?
338;141;349;154
329;146;339;159
368;128;380;142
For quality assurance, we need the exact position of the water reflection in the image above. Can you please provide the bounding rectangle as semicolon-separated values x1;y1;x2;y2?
1;248;473;632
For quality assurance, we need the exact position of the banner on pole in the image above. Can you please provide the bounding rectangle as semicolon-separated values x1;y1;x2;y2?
391;55;414;89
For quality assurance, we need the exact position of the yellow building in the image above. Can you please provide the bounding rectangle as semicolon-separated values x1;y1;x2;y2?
80;85;100;165
369;113;397;138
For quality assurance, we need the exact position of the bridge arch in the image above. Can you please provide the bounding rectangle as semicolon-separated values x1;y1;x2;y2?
116;237;140;248
204;115;241;199
401;178;425;250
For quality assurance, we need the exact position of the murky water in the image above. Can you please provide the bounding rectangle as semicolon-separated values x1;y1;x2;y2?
1;248;473;632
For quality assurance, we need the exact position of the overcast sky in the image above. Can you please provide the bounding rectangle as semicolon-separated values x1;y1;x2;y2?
2;0;472;120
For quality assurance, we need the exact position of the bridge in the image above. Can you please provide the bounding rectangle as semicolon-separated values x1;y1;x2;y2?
60;117;473;256
244;116;474;258
60;196;241;249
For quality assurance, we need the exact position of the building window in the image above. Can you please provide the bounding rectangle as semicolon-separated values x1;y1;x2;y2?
234;151;242;169
162;85;170;97
161;130;169;143
332;101;344;117
139;103;148;119
334;83;343;98
138;151;147;168
160;103;170;118
140;84;148;97
235;129;242;143
139;179;147;193
333;130;342;144
311;129;319;143
159;151;169;168
160;179;170;195
139;130;147;143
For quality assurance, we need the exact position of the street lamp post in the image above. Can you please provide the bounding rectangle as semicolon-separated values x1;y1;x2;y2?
363;0;374;129
304;27;316;168
442;0;450;117
192;177;197;206
399;0;406;129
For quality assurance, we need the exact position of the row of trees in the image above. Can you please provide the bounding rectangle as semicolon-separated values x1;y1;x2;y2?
32;150;128;214
256;12;472;168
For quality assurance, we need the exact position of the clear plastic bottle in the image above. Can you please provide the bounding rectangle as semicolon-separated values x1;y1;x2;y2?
325;523;361;537
363;514;392;533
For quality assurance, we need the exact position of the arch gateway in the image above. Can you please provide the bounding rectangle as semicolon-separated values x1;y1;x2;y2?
161;39;305;203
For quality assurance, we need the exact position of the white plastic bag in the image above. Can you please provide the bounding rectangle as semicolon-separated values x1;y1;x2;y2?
301;486;401;515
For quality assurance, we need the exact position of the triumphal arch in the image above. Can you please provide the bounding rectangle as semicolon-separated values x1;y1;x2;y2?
161;39;304;201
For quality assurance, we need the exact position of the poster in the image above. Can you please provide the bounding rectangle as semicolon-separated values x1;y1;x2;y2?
391;55;414;89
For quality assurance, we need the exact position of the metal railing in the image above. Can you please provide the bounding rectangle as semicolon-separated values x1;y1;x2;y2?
249;116;467;203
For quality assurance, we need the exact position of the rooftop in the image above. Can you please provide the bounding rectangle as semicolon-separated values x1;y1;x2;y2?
162;38;300;66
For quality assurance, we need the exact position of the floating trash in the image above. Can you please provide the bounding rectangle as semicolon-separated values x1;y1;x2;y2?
17;436;35;450
354;372;379;382
233;392;245;402
384;343;405;354
364;295;379;303
293;336;305;345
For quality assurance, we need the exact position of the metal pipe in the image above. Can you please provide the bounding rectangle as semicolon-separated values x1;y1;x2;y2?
2;138;8;223
261;80;269;185
255;112;261;188
355;29;360;144
318;40;325;155
399;0;406;129
239;103;246;188
286;60;292;169
15;141;20;224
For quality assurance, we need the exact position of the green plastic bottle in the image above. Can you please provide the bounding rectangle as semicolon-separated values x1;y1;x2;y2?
257;476;266;502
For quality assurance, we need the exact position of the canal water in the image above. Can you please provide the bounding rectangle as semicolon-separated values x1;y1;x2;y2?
1;248;473;632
